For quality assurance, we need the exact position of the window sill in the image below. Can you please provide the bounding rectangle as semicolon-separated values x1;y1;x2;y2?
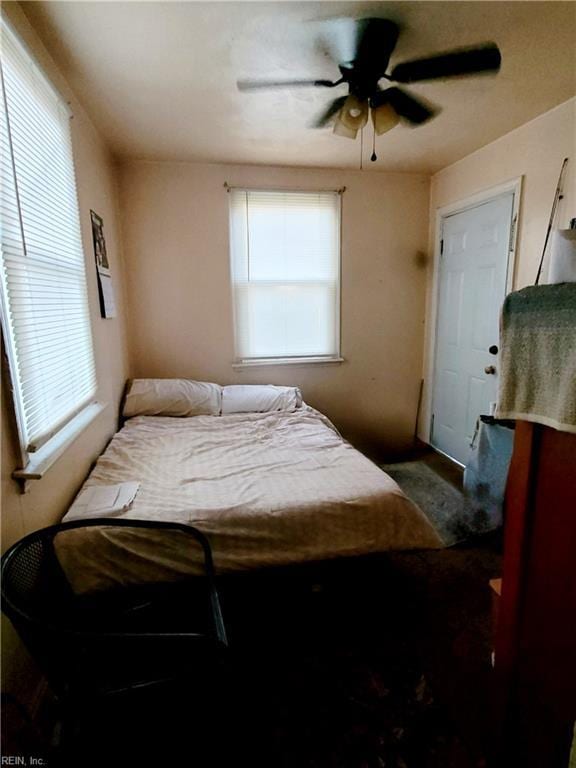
232;356;345;369
13;402;108;488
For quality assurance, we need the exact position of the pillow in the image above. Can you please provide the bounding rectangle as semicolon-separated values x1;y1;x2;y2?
123;379;222;418
221;385;302;414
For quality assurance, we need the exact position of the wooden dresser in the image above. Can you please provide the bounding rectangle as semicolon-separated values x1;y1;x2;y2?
493;421;576;767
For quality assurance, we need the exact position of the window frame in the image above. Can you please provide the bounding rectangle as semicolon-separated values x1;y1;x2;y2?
0;18;103;483
227;186;344;367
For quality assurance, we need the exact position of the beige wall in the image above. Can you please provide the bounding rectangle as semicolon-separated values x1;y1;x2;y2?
430;98;576;289
119;161;430;455
1;3;130;702
420;98;576;438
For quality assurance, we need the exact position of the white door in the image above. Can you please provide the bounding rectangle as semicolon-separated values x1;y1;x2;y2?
431;193;514;465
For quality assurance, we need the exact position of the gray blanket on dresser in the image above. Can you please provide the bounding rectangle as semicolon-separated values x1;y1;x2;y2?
495;283;576;432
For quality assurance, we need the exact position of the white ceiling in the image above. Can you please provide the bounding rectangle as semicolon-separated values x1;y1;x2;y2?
21;1;576;173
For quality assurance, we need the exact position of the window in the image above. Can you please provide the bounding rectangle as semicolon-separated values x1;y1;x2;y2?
0;21;98;472
229;188;341;364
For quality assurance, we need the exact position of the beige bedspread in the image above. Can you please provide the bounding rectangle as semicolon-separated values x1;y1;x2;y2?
59;407;442;592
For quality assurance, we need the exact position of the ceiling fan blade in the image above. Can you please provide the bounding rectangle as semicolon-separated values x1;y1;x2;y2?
372;87;438;125
354;18;400;76
237;78;338;91
390;43;501;83
311;95;348;128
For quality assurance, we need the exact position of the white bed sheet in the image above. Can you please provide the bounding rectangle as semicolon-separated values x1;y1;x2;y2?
59;406;442;591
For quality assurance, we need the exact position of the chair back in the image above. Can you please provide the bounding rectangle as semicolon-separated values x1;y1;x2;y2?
1;519;227;698
2;527;81;695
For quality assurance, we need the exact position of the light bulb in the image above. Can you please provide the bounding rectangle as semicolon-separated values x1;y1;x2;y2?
338;95;368;132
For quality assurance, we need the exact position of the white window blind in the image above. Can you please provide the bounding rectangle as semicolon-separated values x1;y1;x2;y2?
229;189;341;362
0;21;97;457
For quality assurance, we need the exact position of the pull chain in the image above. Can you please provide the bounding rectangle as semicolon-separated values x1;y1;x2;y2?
359;126;364;170
371;124;377;162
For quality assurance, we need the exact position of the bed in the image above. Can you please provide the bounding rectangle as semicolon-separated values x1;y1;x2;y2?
58;380;442;592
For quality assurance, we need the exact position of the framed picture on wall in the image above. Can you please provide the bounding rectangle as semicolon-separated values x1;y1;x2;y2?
90;209;116;318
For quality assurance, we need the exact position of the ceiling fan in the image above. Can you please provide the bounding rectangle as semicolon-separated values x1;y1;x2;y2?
237;18;501;157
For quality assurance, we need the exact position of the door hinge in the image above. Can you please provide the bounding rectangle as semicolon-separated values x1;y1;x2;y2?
430;413;435;440
440;239;444;256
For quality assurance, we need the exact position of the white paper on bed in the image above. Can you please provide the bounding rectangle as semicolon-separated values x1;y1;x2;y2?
66;482;140;520
58;407;442;593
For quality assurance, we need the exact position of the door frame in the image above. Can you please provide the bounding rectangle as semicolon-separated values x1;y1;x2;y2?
424;176;523;450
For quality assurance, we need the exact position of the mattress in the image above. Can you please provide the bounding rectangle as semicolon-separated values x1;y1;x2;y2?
58;406;442;592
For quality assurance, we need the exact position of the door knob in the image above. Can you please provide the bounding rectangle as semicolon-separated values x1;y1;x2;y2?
484;365;496;375
489;345;499;355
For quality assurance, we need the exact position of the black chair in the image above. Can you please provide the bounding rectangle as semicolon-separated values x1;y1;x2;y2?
1;518;228;764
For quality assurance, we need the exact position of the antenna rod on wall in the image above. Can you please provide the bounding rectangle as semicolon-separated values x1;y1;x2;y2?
535;157;569;285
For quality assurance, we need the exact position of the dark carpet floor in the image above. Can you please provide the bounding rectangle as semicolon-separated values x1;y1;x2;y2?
381;461;496;545
43;532;501;768
8;457;502;768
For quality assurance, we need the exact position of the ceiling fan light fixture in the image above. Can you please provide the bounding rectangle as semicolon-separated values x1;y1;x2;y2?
338;95;368;131
333;118;357;139
238;18;502;147
371;103;400;135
